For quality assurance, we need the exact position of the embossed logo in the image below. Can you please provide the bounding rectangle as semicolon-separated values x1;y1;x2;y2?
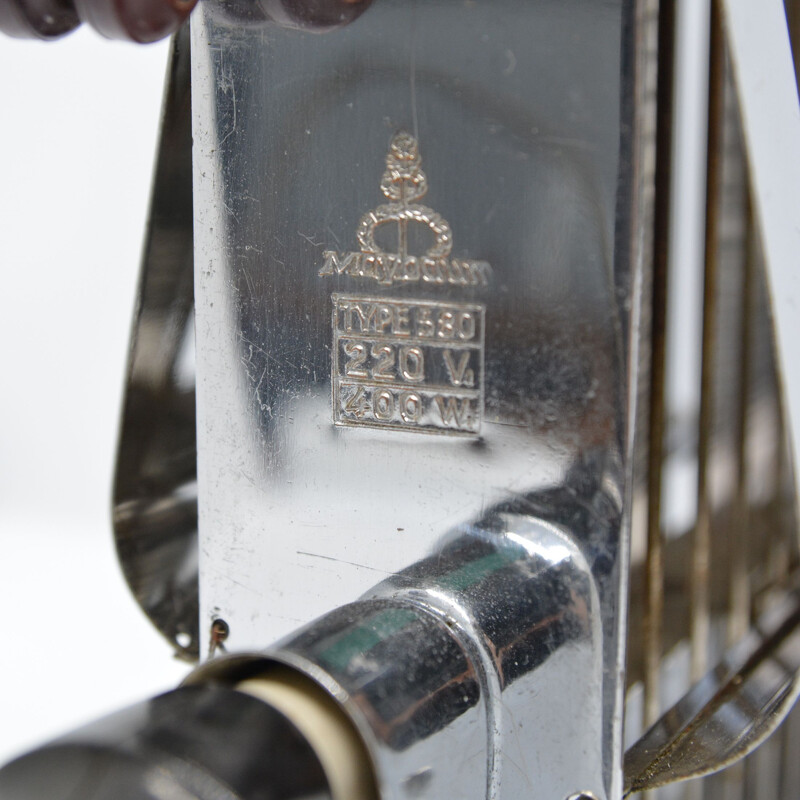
319;132;491;287
322;133;488;436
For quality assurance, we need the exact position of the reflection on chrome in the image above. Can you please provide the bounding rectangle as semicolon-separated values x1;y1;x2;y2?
191;507;606;800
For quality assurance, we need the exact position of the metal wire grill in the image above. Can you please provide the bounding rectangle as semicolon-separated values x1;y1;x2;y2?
623;0;800;795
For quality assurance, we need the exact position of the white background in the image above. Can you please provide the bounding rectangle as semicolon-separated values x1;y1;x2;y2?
0;28;187;764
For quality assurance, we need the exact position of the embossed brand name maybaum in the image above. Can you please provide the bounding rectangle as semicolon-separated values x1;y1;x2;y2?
319;251;490;287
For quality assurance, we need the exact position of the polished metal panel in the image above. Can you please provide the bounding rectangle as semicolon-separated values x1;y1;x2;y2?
190;511;605;800
191;1;643;797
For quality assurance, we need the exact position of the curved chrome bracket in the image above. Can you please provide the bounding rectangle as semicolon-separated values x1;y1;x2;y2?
112;25;199;660
191;514;607;800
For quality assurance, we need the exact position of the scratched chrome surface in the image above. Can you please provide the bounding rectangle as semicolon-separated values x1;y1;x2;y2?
192;1;640;795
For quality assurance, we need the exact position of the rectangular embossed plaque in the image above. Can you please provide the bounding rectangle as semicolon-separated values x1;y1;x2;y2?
332;294;484;435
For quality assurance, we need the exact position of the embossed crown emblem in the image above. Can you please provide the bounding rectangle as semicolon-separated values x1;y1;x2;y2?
319;132;490;287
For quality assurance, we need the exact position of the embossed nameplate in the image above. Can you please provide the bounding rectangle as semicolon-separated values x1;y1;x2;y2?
322;131;487;436
322;132;488;436
332;294;484;435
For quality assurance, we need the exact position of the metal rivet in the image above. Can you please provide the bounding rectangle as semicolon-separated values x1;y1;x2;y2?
209;618;230;656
